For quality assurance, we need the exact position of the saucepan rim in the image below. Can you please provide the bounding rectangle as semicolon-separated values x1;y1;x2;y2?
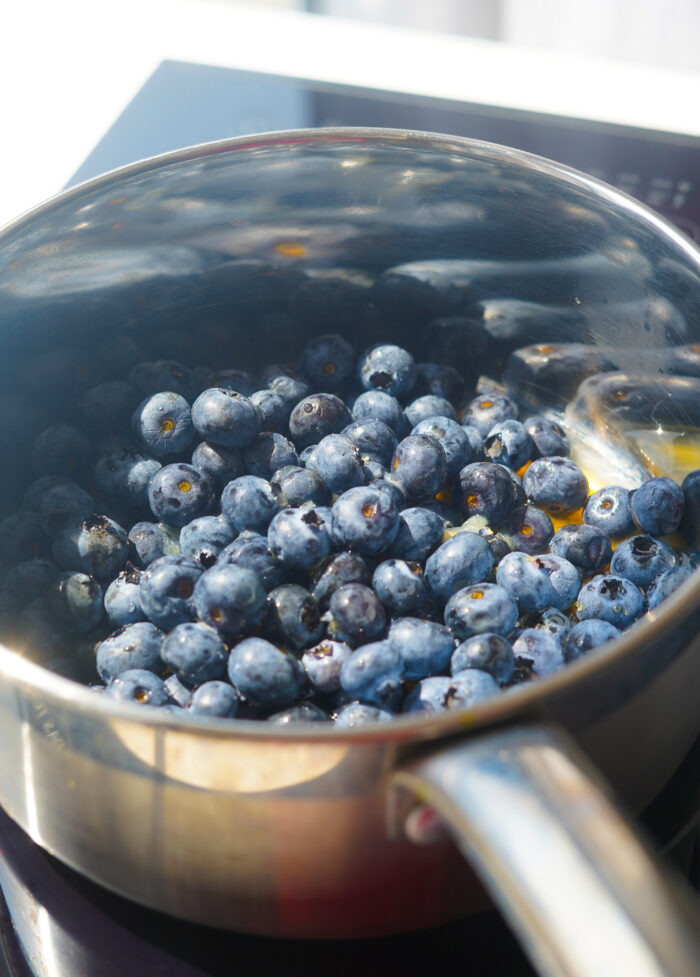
1;125;699;745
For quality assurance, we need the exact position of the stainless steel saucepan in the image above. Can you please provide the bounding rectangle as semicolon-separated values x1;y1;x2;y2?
0;129;699;977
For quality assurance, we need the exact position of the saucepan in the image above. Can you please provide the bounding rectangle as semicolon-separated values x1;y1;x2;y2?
0;129;699;977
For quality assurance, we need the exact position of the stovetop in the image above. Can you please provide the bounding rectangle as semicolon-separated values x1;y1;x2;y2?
0;732;697;977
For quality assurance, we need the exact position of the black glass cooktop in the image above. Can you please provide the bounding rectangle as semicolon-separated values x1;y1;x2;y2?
68;60;700;243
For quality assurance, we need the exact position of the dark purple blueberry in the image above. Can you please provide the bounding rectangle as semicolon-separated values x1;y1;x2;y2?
483;420;533;471
630;476;685;536
373;559;427;616
575;574;646;629
461;391;519;437
412;417;477;482
221;475;282;534
193;564;266;634
267;507;331;570
390;434;446;502
358;344;416;399
565;620;621;661
80;380;138;435
191;441;245;492
272;465;331;508
550;523;612;573
646;566;694;609
458;462;522;527
443;582;518;640
523;457;589;515
148;463;215;528
301;640;354;694
216;534;288;592
523;415;570;458
327;583;387;647
31;424;91;477
331;485;400;556
339;640;403;708
228;637;305;709
95;622;165;682
52;514;128;581
609;535;676;590
265;584;323;651
414;362;466;406
503;504;554;555
139;554;202;629
161;622;228;685
496;552;580;612
128;521;179;567
179;515;235;568
243;433;299;480
311;551;373;608
191;388;260;448
342;418;397;468
424;532;495;604
583;485;634;538
511;629;565;677
104;565;145;627
105;668;170;707
188;681;240;717
132;392;194;458
450;633;514;685
299;334;355;391
387;617;455;680
351;390;409;438
288;393;352;450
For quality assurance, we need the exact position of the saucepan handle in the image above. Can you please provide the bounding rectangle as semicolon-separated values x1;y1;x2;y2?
393;726;700;977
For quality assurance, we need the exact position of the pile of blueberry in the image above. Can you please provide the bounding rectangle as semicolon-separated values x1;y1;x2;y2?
1;336;697;725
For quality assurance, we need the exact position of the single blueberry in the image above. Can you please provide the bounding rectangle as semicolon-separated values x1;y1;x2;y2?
523;457;589;515
104;565;145;626
583;485;634;538
266;584;324;651
390;434;447;502
139;554;202;629
161;622;228;684
388;506;444;563
680;469;700;548
461;391;519;437
95;622;165;682
403;671;498;714
299;334;355;391
249;389;289;434
444;582;519;640
52;514;128;581
228;637;305;709
105;668;171;707
610;535;676;590
372;559;427;615
288;393;352;450
191;388;260;448
331;485;400;556
511;629;565;677
314;434;366;494
128;521;179;567
148;463;215;528
46;571;103;633
193;564;266;634
457;462;522;527
327;583;387;647
334;702;395;726
450;633;514;685
342;418;398;468
565;620;621;661
524;415;570;458
483;420;533;471
80;380;138;435
221;475;282;534
272;465;331;508
647;566;694;609
518;606;572;640
302;639;354;694
179;515;235;568
264;367;312;410
387;617;455;679
339;640;404;708
496;552;580;612
575;574;646;629
550;524;612;573
267;507;332;570
132;391;194;458
188;681;240;718
405;395;457;427
502;504;554;555
424;532;495;604
630;477;685;536
38;480;95;536
358;344;416;399
203;368;258;396
129;360;195;399
191;441;245;492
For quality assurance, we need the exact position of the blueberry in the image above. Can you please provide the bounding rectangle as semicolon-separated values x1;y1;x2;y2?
424;532;495;604
79;380;138;434
267;507;331;570
351;390;409;438
23;474;76;512
288;393;352;450
334;702;395;726
243;433;299;480
457;462;522;527
550;524;612;573
483;420;533;471
105;668;171;707
523;415;570;458
45;571;103;632
228;637;305;709
414;362;466;406
188;680;240;717
161;622;228;684
129;360;195;399
403;671;498;714
266;584;323;650
221;475;282;534
299;334;355;391
31;423;91;477
132;392;194;458
610;535;677;590
331;485;400;556
342;418;397;468
462;391;519;437
450;633;514;684
311;551;373;607
388;506;444;564
565;620;621;661
412;417;477;482
52;514;128;581
249;389;289;433
96;622;165;682
179;515;235;568
358;344;416;399
94;447;162;510
268;703;329;724
314;434;365;494
327;583;387;647
443;582;518;639
272;465;331;508
104;565;145;626
630;476;685;536
647;566;694;609
511;629;565;677
263;367;311;410
139;554;202;629
301;639;354;694
502;504;554;555
339;640;403;708
191;441;245;492
191;388;260;448
496;552;580;612
372;559;426;615
680;469;700;548
148;463;215;528
0;512;48;565
523;457;589;515
128;521;179;567
583;485;634;538
405;396;457;427
390;434;446;502
387;616;455;679
575;574;646;628
217;534;287;591
203;368;258;396
38;480;95;535
193;564;266;635
518;606;571;640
